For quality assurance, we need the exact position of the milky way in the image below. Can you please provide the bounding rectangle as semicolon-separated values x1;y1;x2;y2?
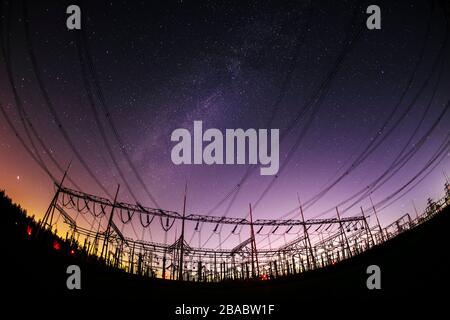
0;0;449;249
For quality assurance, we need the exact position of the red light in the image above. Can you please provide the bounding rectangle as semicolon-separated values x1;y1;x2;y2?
259;274;268;280
53;240;60;250
26;226;32;236
70;249;75;255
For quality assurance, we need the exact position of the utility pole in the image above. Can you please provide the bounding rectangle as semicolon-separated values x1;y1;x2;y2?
249;203;259;277
297;193;315;269
370;194;384;242
101;184;120;260
360;206;374;247
178;183;187;281
412;200;420;220
41;162;71;229
336;207;352;258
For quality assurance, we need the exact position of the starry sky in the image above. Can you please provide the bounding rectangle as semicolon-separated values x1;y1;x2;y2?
0;0;449;249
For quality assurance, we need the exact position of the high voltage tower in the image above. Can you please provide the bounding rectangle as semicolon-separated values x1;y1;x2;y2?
1;0;449;282
39;177;450;282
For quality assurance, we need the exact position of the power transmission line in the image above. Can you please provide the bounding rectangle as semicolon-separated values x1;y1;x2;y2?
22;0;112;198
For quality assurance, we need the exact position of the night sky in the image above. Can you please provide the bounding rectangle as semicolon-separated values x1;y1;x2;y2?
1;0;449;249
